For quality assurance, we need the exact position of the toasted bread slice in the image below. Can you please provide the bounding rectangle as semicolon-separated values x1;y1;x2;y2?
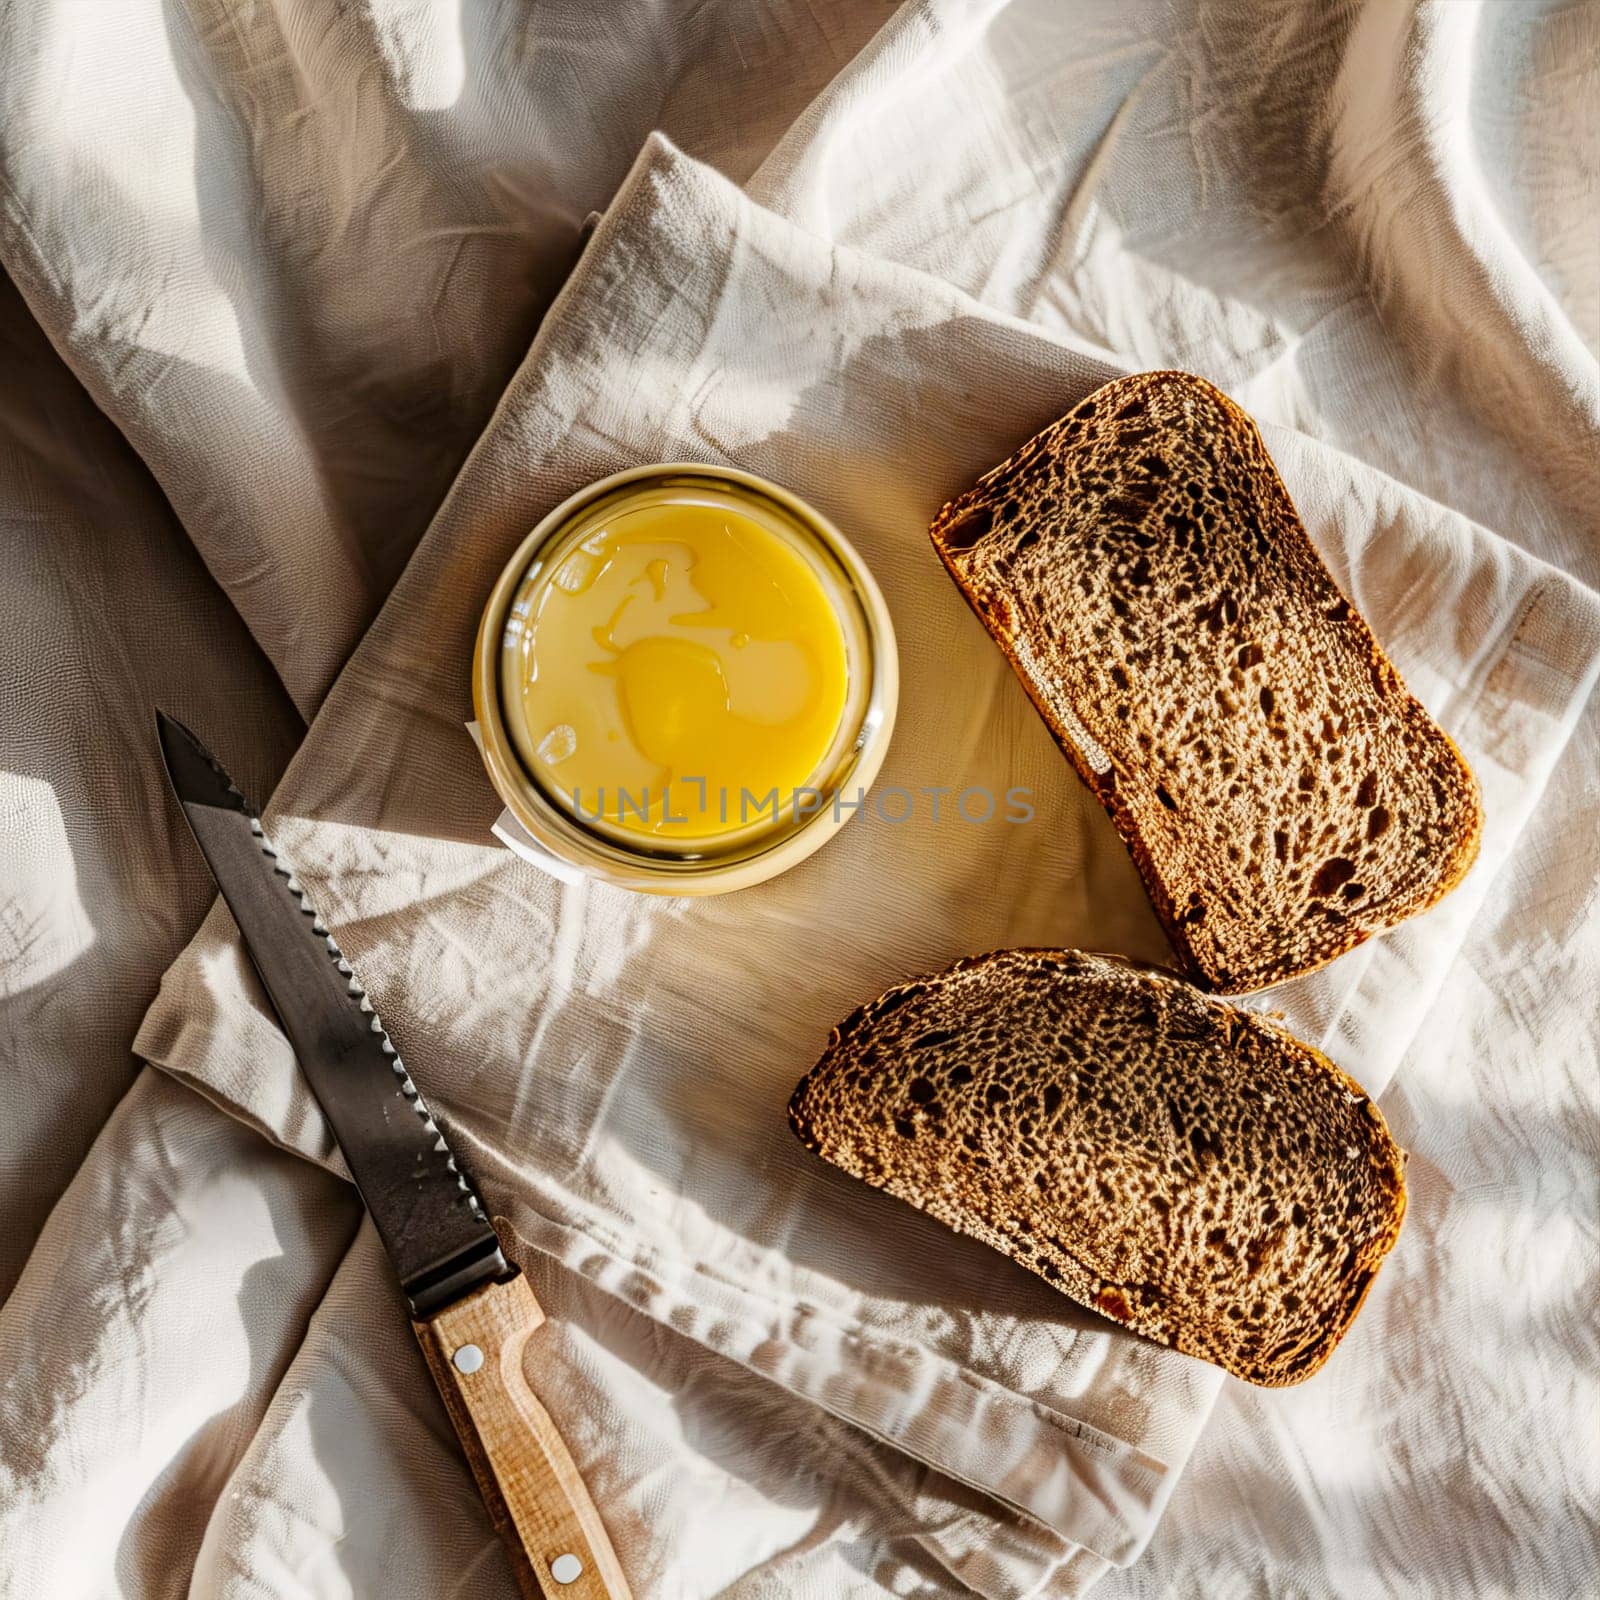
930;371;1481;993
790;949;1407;1386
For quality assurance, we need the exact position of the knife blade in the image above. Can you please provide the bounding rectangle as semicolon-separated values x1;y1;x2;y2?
155;711;632;1600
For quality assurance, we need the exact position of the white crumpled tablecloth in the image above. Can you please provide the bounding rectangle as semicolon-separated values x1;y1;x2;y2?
2;3;1597;1597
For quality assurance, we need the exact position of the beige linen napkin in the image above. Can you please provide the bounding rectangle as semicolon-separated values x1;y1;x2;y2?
134;135;1600;1593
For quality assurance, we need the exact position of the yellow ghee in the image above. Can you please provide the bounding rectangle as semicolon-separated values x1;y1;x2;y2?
502;487;852;846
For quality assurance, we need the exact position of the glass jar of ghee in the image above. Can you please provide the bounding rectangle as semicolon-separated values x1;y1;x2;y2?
472;465;898;893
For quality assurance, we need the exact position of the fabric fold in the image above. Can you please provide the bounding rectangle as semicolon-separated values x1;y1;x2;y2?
0;1070;362;1597
0;0;898;716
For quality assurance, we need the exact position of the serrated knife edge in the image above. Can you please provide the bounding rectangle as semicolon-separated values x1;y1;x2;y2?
154;710;507;1314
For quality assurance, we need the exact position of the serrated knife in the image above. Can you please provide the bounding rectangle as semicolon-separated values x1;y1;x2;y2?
155;711;631;1600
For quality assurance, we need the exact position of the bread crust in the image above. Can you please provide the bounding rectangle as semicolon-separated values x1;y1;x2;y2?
930;371;1482;993
790;949;1407;1386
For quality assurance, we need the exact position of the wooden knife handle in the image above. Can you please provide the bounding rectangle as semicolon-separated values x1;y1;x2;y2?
414;1271;633;1599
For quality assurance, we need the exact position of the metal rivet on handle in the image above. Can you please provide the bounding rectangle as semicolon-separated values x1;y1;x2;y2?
550;1553;584;1585
451;1343;484;1375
